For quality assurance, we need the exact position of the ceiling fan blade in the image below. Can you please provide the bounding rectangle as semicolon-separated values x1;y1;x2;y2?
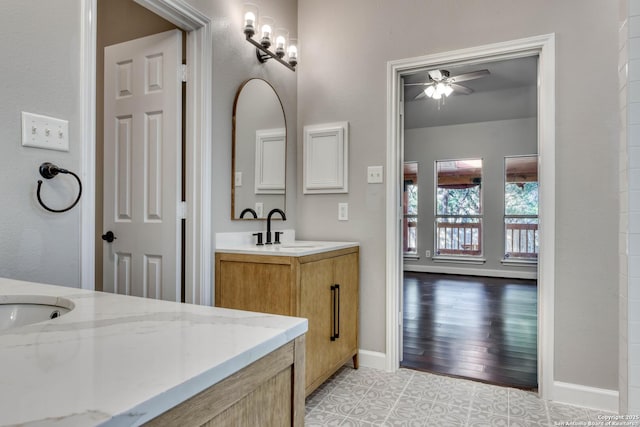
451;83;473;95
449;69;489;83
428;69;443;80
404;82;431;87
413;91;427;100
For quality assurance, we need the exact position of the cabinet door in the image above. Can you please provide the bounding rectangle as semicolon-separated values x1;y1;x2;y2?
333;253;359;361
300;258;334;390
218;261;293;316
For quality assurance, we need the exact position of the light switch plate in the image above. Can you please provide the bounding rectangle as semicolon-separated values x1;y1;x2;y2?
235;172;243;186
338;203;349;221
21;112;69;152
367;166;383;184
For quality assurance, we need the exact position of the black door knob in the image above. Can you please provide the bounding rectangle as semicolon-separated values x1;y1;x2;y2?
101;231;117;243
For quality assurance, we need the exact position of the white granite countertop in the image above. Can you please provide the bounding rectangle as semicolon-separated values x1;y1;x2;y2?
215;231;358;257
0;278;308;427
216;240;359;256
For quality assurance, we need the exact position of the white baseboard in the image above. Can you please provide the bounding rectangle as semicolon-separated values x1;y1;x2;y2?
358;349;387;371
553;381;619;413
403;264;537;280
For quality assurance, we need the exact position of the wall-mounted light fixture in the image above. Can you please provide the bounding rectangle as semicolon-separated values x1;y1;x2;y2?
243;3;297;71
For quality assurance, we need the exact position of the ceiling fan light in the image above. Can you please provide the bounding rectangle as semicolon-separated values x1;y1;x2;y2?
424;86;435;98
443;84;453;97
435;82;446;96
432;91;442;100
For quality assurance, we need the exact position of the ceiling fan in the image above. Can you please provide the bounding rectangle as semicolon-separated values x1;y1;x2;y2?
406;69;490;100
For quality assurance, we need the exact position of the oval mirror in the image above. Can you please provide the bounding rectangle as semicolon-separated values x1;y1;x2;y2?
232;79;286;220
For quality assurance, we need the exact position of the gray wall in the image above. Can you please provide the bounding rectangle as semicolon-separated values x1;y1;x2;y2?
297;0;619;389
0;0;298;287
404;118;538;276
185;0;298;236
0;0;82;287
0;0;621;392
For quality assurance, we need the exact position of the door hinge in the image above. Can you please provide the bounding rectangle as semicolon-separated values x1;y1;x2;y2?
178;201;187;219
180;64;187;83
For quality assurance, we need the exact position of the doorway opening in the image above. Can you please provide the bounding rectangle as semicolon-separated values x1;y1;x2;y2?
400;57;539;388
79;0;213;305
96;0;185;301
385;34;556;398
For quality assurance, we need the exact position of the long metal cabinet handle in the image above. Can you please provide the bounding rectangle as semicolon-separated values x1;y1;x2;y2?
335;284;340;339
329;285;340;341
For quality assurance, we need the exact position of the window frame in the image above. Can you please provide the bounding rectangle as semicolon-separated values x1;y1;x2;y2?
403;162;419;257
503;154;539;263
433;158;484;259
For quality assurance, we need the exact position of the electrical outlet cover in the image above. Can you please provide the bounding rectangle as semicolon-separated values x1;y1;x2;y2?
338;203;349;221
367;166;384;184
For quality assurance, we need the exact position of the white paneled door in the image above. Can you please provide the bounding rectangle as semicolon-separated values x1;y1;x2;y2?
103;30;182;302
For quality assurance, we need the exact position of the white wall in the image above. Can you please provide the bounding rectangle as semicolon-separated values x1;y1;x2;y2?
404;118;538;276
297;0;619;390
0;0;82;287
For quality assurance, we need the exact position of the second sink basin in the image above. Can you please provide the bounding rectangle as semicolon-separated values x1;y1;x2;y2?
0;295;74;330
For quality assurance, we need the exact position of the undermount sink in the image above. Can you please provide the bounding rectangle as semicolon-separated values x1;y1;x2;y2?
0;295;74;330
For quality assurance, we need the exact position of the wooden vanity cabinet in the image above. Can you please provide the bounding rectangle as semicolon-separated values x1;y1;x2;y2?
215;246;359;396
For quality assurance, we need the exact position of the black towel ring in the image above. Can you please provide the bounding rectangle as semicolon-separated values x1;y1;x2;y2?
36;162;83;213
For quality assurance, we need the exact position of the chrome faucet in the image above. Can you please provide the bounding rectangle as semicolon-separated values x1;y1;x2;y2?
265;208;286;244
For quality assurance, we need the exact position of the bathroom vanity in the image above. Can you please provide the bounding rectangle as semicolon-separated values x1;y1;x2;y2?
0;278;307;426
215;240;359;395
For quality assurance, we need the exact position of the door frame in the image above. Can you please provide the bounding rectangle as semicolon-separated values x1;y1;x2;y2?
79;0;213;305
385;34;556;399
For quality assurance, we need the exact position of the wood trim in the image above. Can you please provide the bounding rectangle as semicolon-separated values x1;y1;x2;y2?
146;339;302;426
290;259;300;316
292;335;306;426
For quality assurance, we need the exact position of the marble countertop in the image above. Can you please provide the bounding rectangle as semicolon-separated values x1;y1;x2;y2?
0;278;307;427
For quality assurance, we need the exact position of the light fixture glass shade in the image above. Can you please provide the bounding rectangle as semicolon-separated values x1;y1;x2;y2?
274;28;288;58
287;38;298;66
443;84;453;97
435;82;446;97
259;16;275;48
243;3;259;37
424;86;435;98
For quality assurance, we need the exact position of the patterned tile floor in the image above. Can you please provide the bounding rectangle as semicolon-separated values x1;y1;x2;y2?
305;366;615;426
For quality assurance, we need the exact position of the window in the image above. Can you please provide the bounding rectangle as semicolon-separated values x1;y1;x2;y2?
403;162;418;255
435;159;483;257
504;155;538;260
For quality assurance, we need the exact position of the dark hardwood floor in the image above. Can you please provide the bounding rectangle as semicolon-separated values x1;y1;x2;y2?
401;272;538;389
